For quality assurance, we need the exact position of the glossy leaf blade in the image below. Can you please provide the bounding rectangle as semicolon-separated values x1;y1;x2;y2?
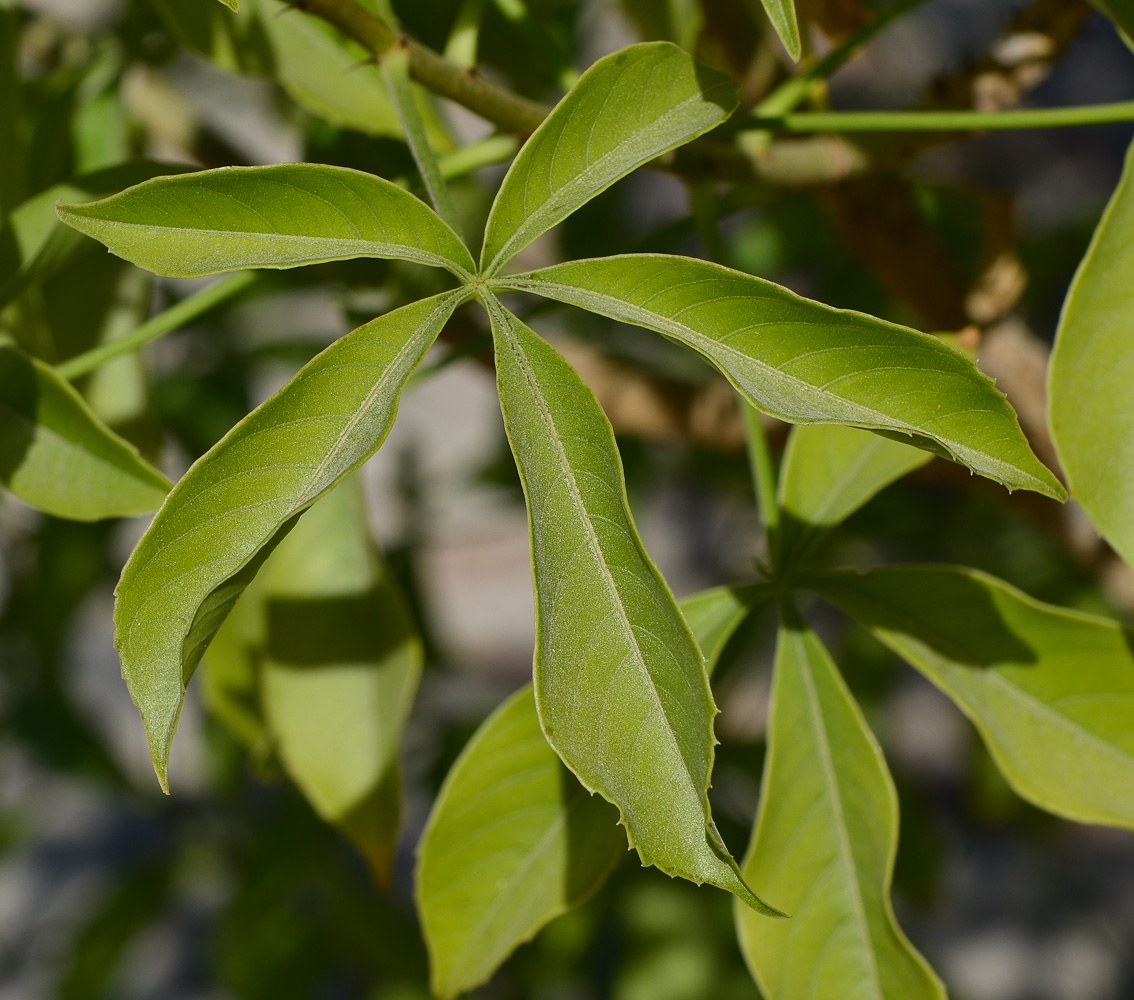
480;42;736;275
417;685;623;998
738;615;945;1000
778;423;930;566
487;297;780;914
56;163;475;279
496;254;1063;499
260;475;421;885
759;0;802;60
1049;138;1134;567
114;289;468;789
813;566;1134;828
0;345;170;520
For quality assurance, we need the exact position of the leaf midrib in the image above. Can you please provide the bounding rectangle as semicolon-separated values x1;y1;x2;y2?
490;298;704;826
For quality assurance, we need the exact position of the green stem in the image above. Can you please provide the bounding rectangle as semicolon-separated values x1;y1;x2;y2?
747;100;1134;133
742;402;779;573
380;45;463;237
57;272;256;381
756;0;925;116
438;133;519;178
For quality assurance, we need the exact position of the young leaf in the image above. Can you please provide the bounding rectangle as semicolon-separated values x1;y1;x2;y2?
1049;138;1134;567
259;475;422;886
778;424;930;567
417;684;623;998
737;613;945;1000
495;255;1064;500
758;0;802;61
0;345;170;520
114;289;469;790
486;296;781;914
812;566;1134;829
57;163;475;280
479;42;737;276
414;581;764;996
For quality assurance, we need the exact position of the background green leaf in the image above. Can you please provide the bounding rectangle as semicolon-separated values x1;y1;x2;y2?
57;163;475;279
757;0;802;60
813;566;1134;829
737;612;945;1000
487;297;780;914
497;255;1063;499
0;345;170;520
1049;137;1134;568
259;474;422;886
417;684;623;998
114;289;468;790
480;42;737;275
680;582;770;672
1088;1;1134;48
778;423;930;569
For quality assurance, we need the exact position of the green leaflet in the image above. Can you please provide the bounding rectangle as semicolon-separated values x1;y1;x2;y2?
812;566;1134;829
738;613;945;1000
479;42;737;276
1089;1;1134;48
259;475;421;886
0;345;170;520
778;424;930;567
114;289;468;790
56;163;475;280
416;582;768;997
217;0;238;10
486;295;781;914
495;254;1064;500
757;0;802;60
417;685;623;998
1049;138;1134;567
202;573;268;751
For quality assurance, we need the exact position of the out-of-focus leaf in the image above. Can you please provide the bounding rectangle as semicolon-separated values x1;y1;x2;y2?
414;580;765;996
616;0;703;49
486;296;780;914
778;423;929;567
113;289;469;790
0;7;24;220
737;612;945;1000
813;566;1134;828
0;345;170;520
756;0;802;59
1089;1;1134;48
217;0;239;10
259;475;422;885
417;685;623;998
203;574;268;750
57;163;475;279
480;43;737;275
1049;138;1134;567
146;0;270;73
496;255;1064;500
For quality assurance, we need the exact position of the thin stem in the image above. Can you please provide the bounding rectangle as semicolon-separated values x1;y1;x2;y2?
743;402;780;573
438;133;519;178
747;100;1134;133
380;45;463;237
57;272;256;380
756;0;925;116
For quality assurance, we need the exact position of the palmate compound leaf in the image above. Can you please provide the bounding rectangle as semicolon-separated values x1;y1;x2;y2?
259;474;421;887
417;583;772;997
738;610;945;1000
1049;137;1134;568
811;566;1134;828
114;289;470;790
494;255;1064;500
778;423;930;568
479;42;737;277
0;345;170;519
484;293;783;916
55;163;475;280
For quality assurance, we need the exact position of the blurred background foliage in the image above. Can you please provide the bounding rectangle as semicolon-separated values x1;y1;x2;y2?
1;0;1134;997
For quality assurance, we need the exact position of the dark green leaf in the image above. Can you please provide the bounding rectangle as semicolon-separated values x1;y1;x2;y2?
737;612;945;1000
486;295;781;913
480;43;737;275
495;254;1064;499
1049;137;1134;567
57;163;475;280
114;289;469;789
812;565;1134;829
0;345;170;520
